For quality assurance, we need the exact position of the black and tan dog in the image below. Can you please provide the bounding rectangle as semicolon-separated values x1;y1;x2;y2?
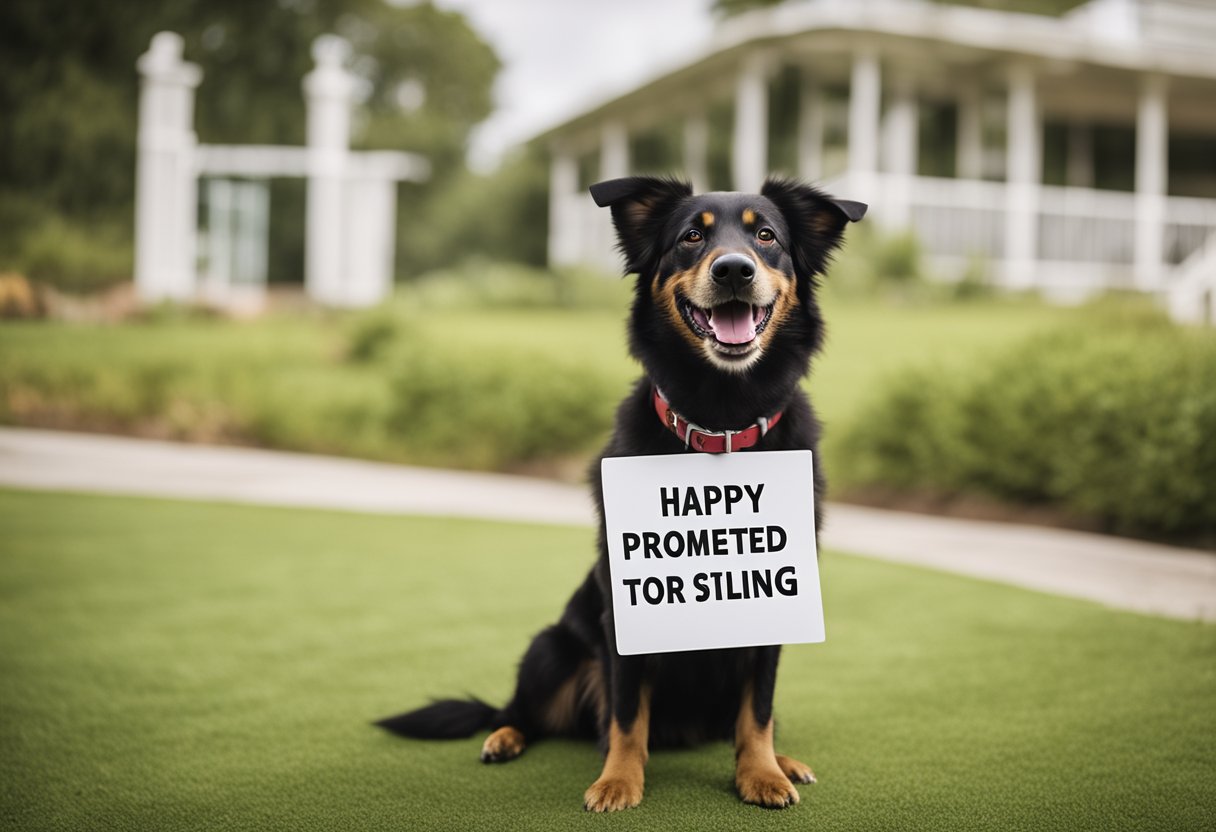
376;176;865;811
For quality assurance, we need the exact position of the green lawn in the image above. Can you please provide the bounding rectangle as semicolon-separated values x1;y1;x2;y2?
2;489;1212;831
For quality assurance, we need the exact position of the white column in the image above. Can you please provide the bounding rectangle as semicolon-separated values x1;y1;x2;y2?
1134;75;1168;291
600;121;630;182
1004;64;1040;289
684;113;710;193
848;48;881;201
303;36;356;306
882;78;917;228
956;83;983;180
340;171;396;308
732;55;769;192
797;76;824;182
134;32;202;304
548;147;580;267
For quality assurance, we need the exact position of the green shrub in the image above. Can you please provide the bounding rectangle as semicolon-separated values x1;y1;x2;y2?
384;334;624;470
12;214;133;294
825;226;927;298
951;255;993;300
397;260;628;311
839;310;1216;537
345;312;401;363
874;231;922;284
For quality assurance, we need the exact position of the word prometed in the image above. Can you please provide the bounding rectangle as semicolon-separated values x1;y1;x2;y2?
622;526;787;560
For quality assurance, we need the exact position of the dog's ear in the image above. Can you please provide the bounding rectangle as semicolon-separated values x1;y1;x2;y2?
590;176;693;274
760;177;866;280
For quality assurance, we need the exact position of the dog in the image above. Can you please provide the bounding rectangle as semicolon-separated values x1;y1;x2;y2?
375;176;865;811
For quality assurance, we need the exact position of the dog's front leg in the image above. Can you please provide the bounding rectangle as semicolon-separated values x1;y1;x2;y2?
735;646;801;808
583;656;649;812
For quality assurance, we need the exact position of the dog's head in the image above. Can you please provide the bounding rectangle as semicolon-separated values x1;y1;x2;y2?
591;176;865;377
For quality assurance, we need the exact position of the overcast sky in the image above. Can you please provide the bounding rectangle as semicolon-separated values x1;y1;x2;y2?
432;0;716;170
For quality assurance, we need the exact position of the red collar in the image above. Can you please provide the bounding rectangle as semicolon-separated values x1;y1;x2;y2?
652;387;783;454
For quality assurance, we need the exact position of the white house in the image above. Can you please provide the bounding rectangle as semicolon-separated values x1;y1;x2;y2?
539;0;1216;321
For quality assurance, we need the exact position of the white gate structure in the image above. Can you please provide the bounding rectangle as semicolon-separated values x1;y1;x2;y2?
134;32;429;310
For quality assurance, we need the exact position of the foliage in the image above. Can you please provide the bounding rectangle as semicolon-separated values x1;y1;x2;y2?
384;334;622;470
823;225;925;298
713;0;1087;15
397;147;551;277
838;304;1216;538
396;261;630;311
0;292;1074;478
0;0;499;289
6;209;133;294
711;0;785;17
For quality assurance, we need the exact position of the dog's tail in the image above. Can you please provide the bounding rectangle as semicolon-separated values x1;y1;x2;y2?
373;697;498;739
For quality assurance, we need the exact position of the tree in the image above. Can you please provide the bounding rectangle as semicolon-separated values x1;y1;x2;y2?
712;0;1087;16
0;0;500;289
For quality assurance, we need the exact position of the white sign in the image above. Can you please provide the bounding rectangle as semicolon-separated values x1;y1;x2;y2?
601;450;824;656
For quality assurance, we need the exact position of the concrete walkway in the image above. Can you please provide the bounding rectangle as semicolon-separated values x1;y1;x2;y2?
1;427;1213;622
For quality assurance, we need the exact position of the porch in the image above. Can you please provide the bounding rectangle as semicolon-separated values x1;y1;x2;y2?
542;0;1216;320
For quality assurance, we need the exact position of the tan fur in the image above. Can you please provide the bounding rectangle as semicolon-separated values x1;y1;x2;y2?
775;753;817;784
654;266;708;353
583;661;608;726
742;208;756;226
655;243;799;373
481;726;526;762
584;688;650;812
734;686;800;808
542;660;605;733
700;211;715;227
542;675;581;734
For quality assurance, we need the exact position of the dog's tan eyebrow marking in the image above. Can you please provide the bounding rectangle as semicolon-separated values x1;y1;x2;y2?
700;211;714;227
742;208;756;226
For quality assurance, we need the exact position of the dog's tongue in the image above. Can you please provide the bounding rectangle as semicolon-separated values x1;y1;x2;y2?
708;302;756;344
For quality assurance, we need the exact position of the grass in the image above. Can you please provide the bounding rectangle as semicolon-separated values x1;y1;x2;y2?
0;292;1072;475
1;488;1213;831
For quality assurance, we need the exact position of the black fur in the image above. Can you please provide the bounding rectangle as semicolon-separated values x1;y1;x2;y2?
376;175;864;796
374;698;496;739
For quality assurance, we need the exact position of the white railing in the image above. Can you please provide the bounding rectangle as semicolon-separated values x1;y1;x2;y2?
1036;183;1137;265
899;176;1007;259
1167;228;1216;325
1164;195;1216;266
554;174;1216;315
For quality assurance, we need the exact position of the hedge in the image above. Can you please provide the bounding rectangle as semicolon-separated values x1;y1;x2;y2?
838;310;1216;538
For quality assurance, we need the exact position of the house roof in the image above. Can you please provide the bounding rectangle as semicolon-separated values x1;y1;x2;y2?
534;0;1216;150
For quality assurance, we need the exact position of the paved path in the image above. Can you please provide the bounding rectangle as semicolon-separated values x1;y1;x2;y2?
1;427;1213;622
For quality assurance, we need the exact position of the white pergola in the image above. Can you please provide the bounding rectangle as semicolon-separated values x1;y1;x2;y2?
134;33;429;311
541;0;1216;321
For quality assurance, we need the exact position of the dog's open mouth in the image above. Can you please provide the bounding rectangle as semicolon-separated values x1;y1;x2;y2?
679;297;774;354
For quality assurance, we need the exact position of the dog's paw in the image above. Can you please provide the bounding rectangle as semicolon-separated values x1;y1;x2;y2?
583;776;644;812
737;765;801;808
775;753;816;784
480;726;526;763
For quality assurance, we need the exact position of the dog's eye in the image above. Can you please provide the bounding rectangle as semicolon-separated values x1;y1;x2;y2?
683;229;703;244
756;227;776;244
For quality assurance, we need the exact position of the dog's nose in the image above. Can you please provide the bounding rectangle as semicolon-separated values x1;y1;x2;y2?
710;253;755;289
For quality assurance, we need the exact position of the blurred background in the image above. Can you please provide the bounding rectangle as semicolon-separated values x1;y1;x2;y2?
1;0;1214;545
